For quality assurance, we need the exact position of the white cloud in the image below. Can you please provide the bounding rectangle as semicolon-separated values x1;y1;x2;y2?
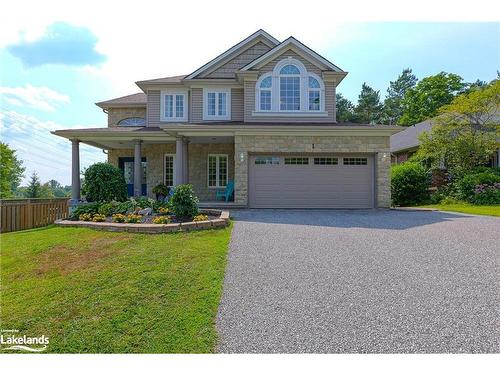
1;109;106;185
0;85;70;112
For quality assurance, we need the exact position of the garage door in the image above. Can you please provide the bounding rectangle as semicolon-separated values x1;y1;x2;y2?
249;154;374;208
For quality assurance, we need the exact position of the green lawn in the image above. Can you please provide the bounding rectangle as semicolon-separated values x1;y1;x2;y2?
419;203;500;217
0;225;231;353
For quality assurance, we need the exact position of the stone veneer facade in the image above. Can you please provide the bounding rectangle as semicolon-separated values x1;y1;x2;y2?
107;135;390;207
108;143;234;201
107;107;146;126
233;135;391;208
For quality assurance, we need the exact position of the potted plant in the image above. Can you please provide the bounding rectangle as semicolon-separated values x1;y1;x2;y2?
153;184;169;201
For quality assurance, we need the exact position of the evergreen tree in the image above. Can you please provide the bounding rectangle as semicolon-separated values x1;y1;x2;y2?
354;83;383;124
25;172;42;198
335;93;356;122
382;68;417;124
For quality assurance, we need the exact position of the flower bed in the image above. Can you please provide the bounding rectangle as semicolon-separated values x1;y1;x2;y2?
55;209;230;234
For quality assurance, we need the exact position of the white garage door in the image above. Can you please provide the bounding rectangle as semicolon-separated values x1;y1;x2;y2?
249;154;374;208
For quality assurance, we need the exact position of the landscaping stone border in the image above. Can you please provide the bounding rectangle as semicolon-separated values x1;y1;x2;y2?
55;209;230;234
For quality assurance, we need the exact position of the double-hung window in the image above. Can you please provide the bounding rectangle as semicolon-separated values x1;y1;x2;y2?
161;91;187;121
203;89;231;120
208;154;228;188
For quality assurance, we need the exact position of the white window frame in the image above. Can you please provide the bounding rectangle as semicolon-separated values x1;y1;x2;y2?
163;154;176;187
253;57;326;115
160;90;188;122
203;88;231;120
207;154;228;188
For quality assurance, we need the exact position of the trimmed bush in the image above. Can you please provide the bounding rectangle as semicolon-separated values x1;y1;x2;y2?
170;184;199;220
82;163;127;202
391;162;430;206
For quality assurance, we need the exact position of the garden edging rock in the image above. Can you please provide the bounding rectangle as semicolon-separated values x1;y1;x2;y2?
55;209;230;234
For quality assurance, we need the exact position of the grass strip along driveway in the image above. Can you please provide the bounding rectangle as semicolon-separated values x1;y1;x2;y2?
419;203;500;217
0;225;231;353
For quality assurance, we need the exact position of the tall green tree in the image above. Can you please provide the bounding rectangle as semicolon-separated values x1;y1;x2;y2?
382;68;418;125
25;172;42;198
0;142;25;198
335;93;356;122
415;80;499;177
354;83;383;123
399;72;466;125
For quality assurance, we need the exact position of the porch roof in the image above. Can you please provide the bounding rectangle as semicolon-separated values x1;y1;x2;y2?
52;123;403;149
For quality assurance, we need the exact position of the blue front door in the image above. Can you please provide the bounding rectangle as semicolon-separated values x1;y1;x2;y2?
119;157;147;196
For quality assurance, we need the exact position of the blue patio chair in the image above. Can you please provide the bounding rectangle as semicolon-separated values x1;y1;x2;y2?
215;180;234;202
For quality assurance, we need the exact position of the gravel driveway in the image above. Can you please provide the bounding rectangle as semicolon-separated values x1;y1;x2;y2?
216;209;500;353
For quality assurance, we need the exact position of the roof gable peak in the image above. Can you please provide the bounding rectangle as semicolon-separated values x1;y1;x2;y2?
239;36;344;73
185;29;280;80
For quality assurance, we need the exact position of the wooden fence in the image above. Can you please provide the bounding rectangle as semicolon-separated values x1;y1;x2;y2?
0;198;69;233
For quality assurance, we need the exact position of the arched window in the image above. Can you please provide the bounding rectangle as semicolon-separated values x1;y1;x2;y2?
117;117;146;126
279;64;301;111
254;58;325;113
308;76;321;111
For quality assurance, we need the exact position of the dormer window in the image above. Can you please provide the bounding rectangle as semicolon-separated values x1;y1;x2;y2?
254;58;326;115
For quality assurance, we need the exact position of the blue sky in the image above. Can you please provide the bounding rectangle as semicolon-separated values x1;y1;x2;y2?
1;17;499;185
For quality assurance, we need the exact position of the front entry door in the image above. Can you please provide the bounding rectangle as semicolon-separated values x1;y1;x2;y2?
119;157;147;196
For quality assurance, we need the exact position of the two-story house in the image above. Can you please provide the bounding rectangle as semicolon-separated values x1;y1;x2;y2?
53;30;401;208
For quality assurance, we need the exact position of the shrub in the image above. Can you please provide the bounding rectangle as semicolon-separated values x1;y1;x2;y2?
471;183;500;205
115;201;134;215
111;213;127;223
170;184;199;220
98;202;120;216
79;213;93;221
391;162;430;206
72;202;101;219
82;163;127;202
193;214;209;222
152;216;172;224
125;214;142;223
153;184;169;199
454;171;500;202
92;214;106;222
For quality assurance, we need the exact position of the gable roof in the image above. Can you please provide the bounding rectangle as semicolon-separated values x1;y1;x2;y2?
390;119;434;153
96;92;146;109
184;29;280;80
239;36;344;73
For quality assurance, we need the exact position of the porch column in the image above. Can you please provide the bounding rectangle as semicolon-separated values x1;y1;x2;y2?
70;139;81;205
174;137;184;186
134;139;142;196
182;139;189;183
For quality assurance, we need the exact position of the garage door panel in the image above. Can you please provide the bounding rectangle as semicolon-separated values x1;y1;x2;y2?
249;154;374;208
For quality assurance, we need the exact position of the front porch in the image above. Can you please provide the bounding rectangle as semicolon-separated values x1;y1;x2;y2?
52;127;238;206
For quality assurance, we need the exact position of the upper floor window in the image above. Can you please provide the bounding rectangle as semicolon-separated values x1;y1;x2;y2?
258;75;272;111
117;117;146;126
254;58;325;114
203;89;231;120
279;64;301;111
161;90;187;121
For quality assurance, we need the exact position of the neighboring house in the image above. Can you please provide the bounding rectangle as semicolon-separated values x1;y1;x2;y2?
53;29;401;209
391;119;500;167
